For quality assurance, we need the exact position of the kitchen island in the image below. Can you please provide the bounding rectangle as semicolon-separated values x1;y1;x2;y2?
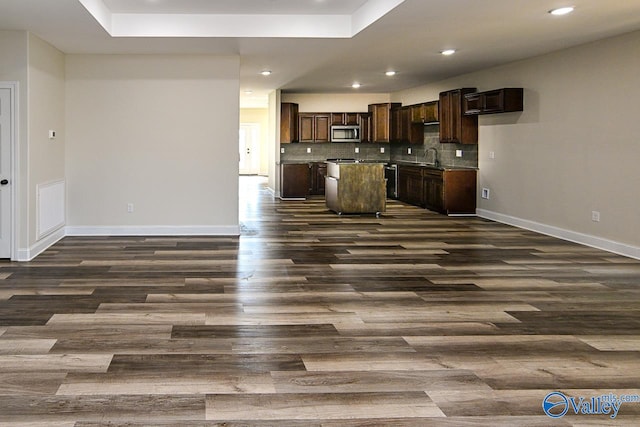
325;161;386;215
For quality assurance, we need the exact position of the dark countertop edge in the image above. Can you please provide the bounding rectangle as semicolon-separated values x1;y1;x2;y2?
280;160;477;171
392;160;478;171
280;160;388;165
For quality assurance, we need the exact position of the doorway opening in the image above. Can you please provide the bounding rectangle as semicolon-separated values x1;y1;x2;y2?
239;123;261;176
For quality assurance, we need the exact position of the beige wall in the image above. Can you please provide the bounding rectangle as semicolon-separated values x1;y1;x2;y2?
28;34;66;247
240;108;269;175
65;54;240;233
282;93;390;112
0;32;64;256
393;30;640;252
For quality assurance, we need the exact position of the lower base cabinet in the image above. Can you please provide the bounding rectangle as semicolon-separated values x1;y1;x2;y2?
398;165;476;215
281;163;310;199
281;162;328;199
309;162;328;195
398;165;425;207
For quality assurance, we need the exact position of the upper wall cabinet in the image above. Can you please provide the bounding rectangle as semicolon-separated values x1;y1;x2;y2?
410;101;438;124
369;102;401;143
464;88;524;115
280;102;299;143
439;88;478;144
331;113;360;126
299;113;331;143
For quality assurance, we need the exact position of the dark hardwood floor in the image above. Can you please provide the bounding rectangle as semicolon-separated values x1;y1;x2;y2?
1;176;639;426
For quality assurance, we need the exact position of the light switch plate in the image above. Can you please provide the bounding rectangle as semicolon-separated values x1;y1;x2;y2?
48;130;56;139
355;147;360;154
280;147;285;154
408;148;412;155
380;147;385;154
456;149;463;158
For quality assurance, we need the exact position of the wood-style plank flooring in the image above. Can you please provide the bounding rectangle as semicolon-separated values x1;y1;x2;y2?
1;176;640;426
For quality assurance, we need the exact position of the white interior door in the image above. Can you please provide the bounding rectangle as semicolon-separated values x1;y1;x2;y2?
239;123;260;175
0;87;13;258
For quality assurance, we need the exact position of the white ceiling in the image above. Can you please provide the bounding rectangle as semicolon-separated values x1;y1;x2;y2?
1;0;640;108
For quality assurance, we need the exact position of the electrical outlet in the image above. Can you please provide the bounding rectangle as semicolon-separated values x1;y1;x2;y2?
489;151;495;159
380;147;385;154
306;147;312;154
456;149;463;158
592;211;601;222
481;188;490;199
355;147;360;154
127;203;134;213
280;147;285;154
408;148;412;155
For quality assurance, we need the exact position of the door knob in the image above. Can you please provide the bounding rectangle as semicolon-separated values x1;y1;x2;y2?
0;179;8;186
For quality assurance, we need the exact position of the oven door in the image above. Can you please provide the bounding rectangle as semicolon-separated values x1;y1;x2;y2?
384;164;397;199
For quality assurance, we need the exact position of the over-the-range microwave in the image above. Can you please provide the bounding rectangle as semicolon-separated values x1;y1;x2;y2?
331;125;361;143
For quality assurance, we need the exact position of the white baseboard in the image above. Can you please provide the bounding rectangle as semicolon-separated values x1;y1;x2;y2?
477;209;640;260
65;225;240;236
16;226;65;261
15;225;240;261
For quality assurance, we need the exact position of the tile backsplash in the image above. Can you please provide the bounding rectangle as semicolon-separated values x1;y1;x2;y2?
280;142;389;162
390;124;478;168
280;125;478;168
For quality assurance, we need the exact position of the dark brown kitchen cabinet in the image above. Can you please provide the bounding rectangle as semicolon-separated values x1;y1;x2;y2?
280;102;298;143
368;102;401;143
400;107;412;143
410;101;438;123
309;162;328;195
464;88;524;115
423;169;444;212
424;169;477;215
331;113;359;126
399;164;477;215
359;113;371;143
391;106;410;143
397;165;424;207
281;163;310;199
298;113;330;143
439;88;478;144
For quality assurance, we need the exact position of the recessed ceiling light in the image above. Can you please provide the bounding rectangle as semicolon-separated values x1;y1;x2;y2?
385;71;397;76
352;83;361;89
441;49;456;56
549;6;574;16
261;70;272;76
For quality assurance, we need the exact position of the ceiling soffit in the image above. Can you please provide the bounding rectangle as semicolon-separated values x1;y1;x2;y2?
78;0;406;38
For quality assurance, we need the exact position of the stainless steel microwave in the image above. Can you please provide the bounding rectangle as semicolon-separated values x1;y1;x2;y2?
331;125;361;143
